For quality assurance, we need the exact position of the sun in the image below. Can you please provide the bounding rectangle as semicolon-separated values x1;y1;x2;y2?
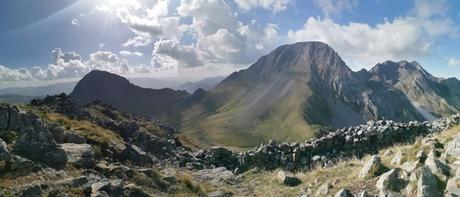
96;0;141;12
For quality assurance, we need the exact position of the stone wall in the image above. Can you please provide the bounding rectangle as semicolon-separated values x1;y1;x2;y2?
192;114;460;173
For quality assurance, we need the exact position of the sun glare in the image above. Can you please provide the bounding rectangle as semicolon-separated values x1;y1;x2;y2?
96;0;141;12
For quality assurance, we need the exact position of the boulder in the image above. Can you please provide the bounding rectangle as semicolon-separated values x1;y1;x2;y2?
61;143;95;168
0;138;10;170
424;156;450;177
123;183;152;197
14;127;67;169
417;166;440;197
193;167;235;186
445;177;460;196
64;131;86;144
359;190;370;197
48;123;65;143
17;184;42;197
376;169;403;197
8;155;40;177
445;134;460;159
277;170;301;186
359;155;385;179
124;144;153;166
334;189;352;197
400;161;419;173
315;182;332;196
391;151;405;166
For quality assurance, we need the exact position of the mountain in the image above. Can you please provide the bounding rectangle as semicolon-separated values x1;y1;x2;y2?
175;76;226;93
70;70;189;120
177;42;460;148
0;82;76;96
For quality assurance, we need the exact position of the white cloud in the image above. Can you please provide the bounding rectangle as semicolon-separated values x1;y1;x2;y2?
177;0;281;65
120;50;143;57
0;49;156;82
288;1;459;69
448;58;460;67
71;18;80;26
312;0;358;17
234;0;293;13
153;39;203;67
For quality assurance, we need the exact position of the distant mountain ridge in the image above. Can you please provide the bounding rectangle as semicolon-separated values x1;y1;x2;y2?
176;42;460;147
68;42;460;148
70;70;189;121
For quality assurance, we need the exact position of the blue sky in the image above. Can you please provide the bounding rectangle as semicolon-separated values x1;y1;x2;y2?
0;0;460;88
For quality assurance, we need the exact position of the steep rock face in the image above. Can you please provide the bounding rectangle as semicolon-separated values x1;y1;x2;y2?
177;42;460;147
369;61;457;120
70;70;189;120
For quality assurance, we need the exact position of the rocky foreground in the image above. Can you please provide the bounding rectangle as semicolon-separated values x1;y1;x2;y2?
0;94;459;196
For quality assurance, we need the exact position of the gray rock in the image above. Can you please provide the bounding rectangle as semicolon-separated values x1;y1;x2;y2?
55;176;89;188
424;156;450;177
446;134;460;159
445;177;460;196
14;126;67;169
48;123;65;143
124;144;153;166
400;161;419;173
0;138;10;170
17;184;42;197
123;183;152;197
64;131;86;144
8;155;39;177
391;151;405;166
277;170;301;186
376;169;402;197
194;167;235;186
359;155;384;179
417;166;440;197
334;188;352;197
61;143;95;168
316;182;332;196
359;190;369;197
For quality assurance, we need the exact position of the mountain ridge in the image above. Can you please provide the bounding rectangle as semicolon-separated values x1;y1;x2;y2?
176;42;460;148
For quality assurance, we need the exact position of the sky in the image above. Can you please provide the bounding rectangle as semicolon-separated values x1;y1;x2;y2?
0;0;460;88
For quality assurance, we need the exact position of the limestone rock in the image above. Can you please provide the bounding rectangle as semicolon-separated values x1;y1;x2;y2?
61;143;95;168
391;151;405;166
359;155;384;179
277;170;301;186
316;182;332;196
376;169;403;197
14;126;67;169
334;188;352;197
417;166;440;197
17;184;42;197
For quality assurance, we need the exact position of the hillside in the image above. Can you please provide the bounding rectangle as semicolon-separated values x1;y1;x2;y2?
70;70;189;121
177;42;460;148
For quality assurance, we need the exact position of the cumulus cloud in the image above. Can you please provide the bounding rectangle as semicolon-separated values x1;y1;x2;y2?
177;0;281;65
234;0;294;13
448;58;460;67
0;49;155;82
288;1;459;69
313;0;358;17
120;50;143;57
114;1;184;47
153;39;203;67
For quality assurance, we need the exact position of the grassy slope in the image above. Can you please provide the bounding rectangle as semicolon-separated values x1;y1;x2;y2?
181;81;316;150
